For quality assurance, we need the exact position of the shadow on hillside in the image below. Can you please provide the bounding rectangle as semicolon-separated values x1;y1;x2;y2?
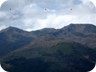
1;57;95;72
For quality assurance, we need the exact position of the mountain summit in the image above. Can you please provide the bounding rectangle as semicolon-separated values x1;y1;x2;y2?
62;24;96;33
0;26;26;34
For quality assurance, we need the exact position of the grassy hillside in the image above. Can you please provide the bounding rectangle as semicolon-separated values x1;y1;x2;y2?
1;42;96;72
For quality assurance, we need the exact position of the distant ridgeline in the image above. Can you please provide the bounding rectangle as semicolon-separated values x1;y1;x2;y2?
0;24;96;72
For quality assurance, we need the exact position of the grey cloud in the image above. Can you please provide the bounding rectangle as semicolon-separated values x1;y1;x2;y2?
1;0;28;11
0;0;96;31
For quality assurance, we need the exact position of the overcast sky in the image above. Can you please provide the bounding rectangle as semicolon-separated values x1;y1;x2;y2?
0;0;96;31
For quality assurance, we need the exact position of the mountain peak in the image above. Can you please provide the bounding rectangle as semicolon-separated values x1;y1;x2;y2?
69;23;96;27
0;26;25;33
62;24;96;33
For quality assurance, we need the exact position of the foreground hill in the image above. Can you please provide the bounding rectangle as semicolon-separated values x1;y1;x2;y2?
1;42;96;72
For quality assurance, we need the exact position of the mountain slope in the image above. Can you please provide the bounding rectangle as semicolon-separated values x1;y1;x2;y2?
28;24;96;49
56;24;96;48
0;24;96;72
0;24;96;56
1;42;96;72
0;27;34;56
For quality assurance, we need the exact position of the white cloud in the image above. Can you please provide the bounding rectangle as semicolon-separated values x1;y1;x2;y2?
0;0;96;31
23;18;33;26
72;14;96;24
36;14;75;29
90;0;96;7
0;25;6;30
0;11;6;18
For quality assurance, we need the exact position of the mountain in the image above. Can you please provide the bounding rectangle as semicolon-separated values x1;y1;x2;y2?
0;24;96;72
31;28;56;37
0;24;96;56
29;24;96;49
1;42;96;72
0;26;34;56
62;24;96;33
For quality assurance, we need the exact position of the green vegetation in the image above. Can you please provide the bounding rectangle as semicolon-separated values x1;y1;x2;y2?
1;42;96;72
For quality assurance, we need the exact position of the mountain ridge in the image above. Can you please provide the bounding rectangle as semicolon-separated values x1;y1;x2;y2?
0;23;96;56
1;23;96;32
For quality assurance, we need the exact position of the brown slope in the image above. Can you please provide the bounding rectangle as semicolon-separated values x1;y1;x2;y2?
0;24;96;57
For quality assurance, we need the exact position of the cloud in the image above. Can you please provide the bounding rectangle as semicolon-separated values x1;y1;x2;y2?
24;14;96;31
0;0;96;31
0;25;6;30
